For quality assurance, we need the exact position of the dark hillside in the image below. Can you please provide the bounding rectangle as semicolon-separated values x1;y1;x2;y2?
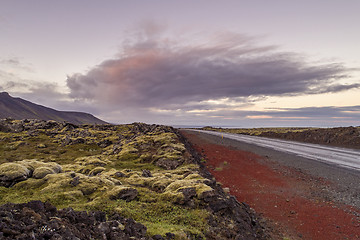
0;92;106;124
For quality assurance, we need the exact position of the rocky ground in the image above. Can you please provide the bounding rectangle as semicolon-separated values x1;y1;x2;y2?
201;126;360;149
0;119;271;239
182;130;360;240
0;201;148;240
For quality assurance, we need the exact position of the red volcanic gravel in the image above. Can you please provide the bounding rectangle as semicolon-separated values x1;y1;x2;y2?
182;131;360;240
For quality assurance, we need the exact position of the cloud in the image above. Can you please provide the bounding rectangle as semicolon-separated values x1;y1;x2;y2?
0;57;34;72
1;58;20;65
0;69;30;92
165;105;360;127
265;106;360;119
66;27;358;116
2;25;357;126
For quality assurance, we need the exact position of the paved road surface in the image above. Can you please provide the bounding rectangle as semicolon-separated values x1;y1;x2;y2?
190;130;360;171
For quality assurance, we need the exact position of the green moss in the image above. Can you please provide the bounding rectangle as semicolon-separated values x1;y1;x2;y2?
139;153;153;162
88;166;106;176
114;200;208;239
152;132;178;145
184;173;203;180
33;167;56;179
164;179;214;200
0;159;62;182
77;174;119;188
107;185;138;201
116;152;139;162
13;178;47;189
136;187;158;203
0;162;30;180
40;173;74;193
37;143;47;148
126;173;146;186
55;190;84;202
203;126;314;136
119;145;139;154
161;191;185;204
149;177;173;191
160;143;186;153
195;183;214;199
0;122;217;238
0;132;102;165
155;151;182;160
75;156;109;166
6;141;26;150
62;164;80;172
78;183;99;196
172;164;199;175
77;166;93;175
20;159;62;174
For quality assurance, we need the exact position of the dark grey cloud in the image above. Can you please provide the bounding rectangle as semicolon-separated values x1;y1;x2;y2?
66;28;358;112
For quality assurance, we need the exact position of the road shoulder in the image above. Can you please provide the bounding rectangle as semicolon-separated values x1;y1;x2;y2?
181;130;360;240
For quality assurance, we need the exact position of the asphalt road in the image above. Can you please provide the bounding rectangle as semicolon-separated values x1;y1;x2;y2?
191;130;360;171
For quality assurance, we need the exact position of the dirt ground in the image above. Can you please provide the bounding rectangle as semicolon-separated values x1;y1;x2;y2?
181;130;360;240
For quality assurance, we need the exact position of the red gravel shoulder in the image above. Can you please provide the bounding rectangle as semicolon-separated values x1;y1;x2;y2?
181;130;360;240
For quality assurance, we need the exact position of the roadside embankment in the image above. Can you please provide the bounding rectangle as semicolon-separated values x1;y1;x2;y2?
201;126;360;149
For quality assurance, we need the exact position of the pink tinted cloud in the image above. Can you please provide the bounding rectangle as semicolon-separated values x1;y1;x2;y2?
66;27;358;112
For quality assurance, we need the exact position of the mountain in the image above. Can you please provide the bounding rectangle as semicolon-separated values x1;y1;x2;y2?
0;92;107;124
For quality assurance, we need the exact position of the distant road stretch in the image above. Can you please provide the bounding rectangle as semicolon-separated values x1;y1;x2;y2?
190;130;360;171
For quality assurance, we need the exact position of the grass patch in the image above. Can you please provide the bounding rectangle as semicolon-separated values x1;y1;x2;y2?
114;199;208;239
0;132;102;165
201;126;315;136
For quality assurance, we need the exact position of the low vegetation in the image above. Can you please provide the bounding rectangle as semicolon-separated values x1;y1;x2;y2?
0;119;267;239
201;126;314;135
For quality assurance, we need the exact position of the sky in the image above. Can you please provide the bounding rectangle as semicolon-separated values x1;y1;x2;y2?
1;0;360;127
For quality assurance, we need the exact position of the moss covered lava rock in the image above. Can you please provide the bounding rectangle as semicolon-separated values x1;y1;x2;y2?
0;160;62;187
108;186;138;201
0;162;31;187
0;120;270;239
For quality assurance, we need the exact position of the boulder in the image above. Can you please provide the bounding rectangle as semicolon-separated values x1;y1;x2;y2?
142;169;152;177
155;158;181;170
108;186;138;201
0;163;31;187
33;167;56;179
97;139;113;148
179;187;197;202
0;201;149;240
0;160;62;186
